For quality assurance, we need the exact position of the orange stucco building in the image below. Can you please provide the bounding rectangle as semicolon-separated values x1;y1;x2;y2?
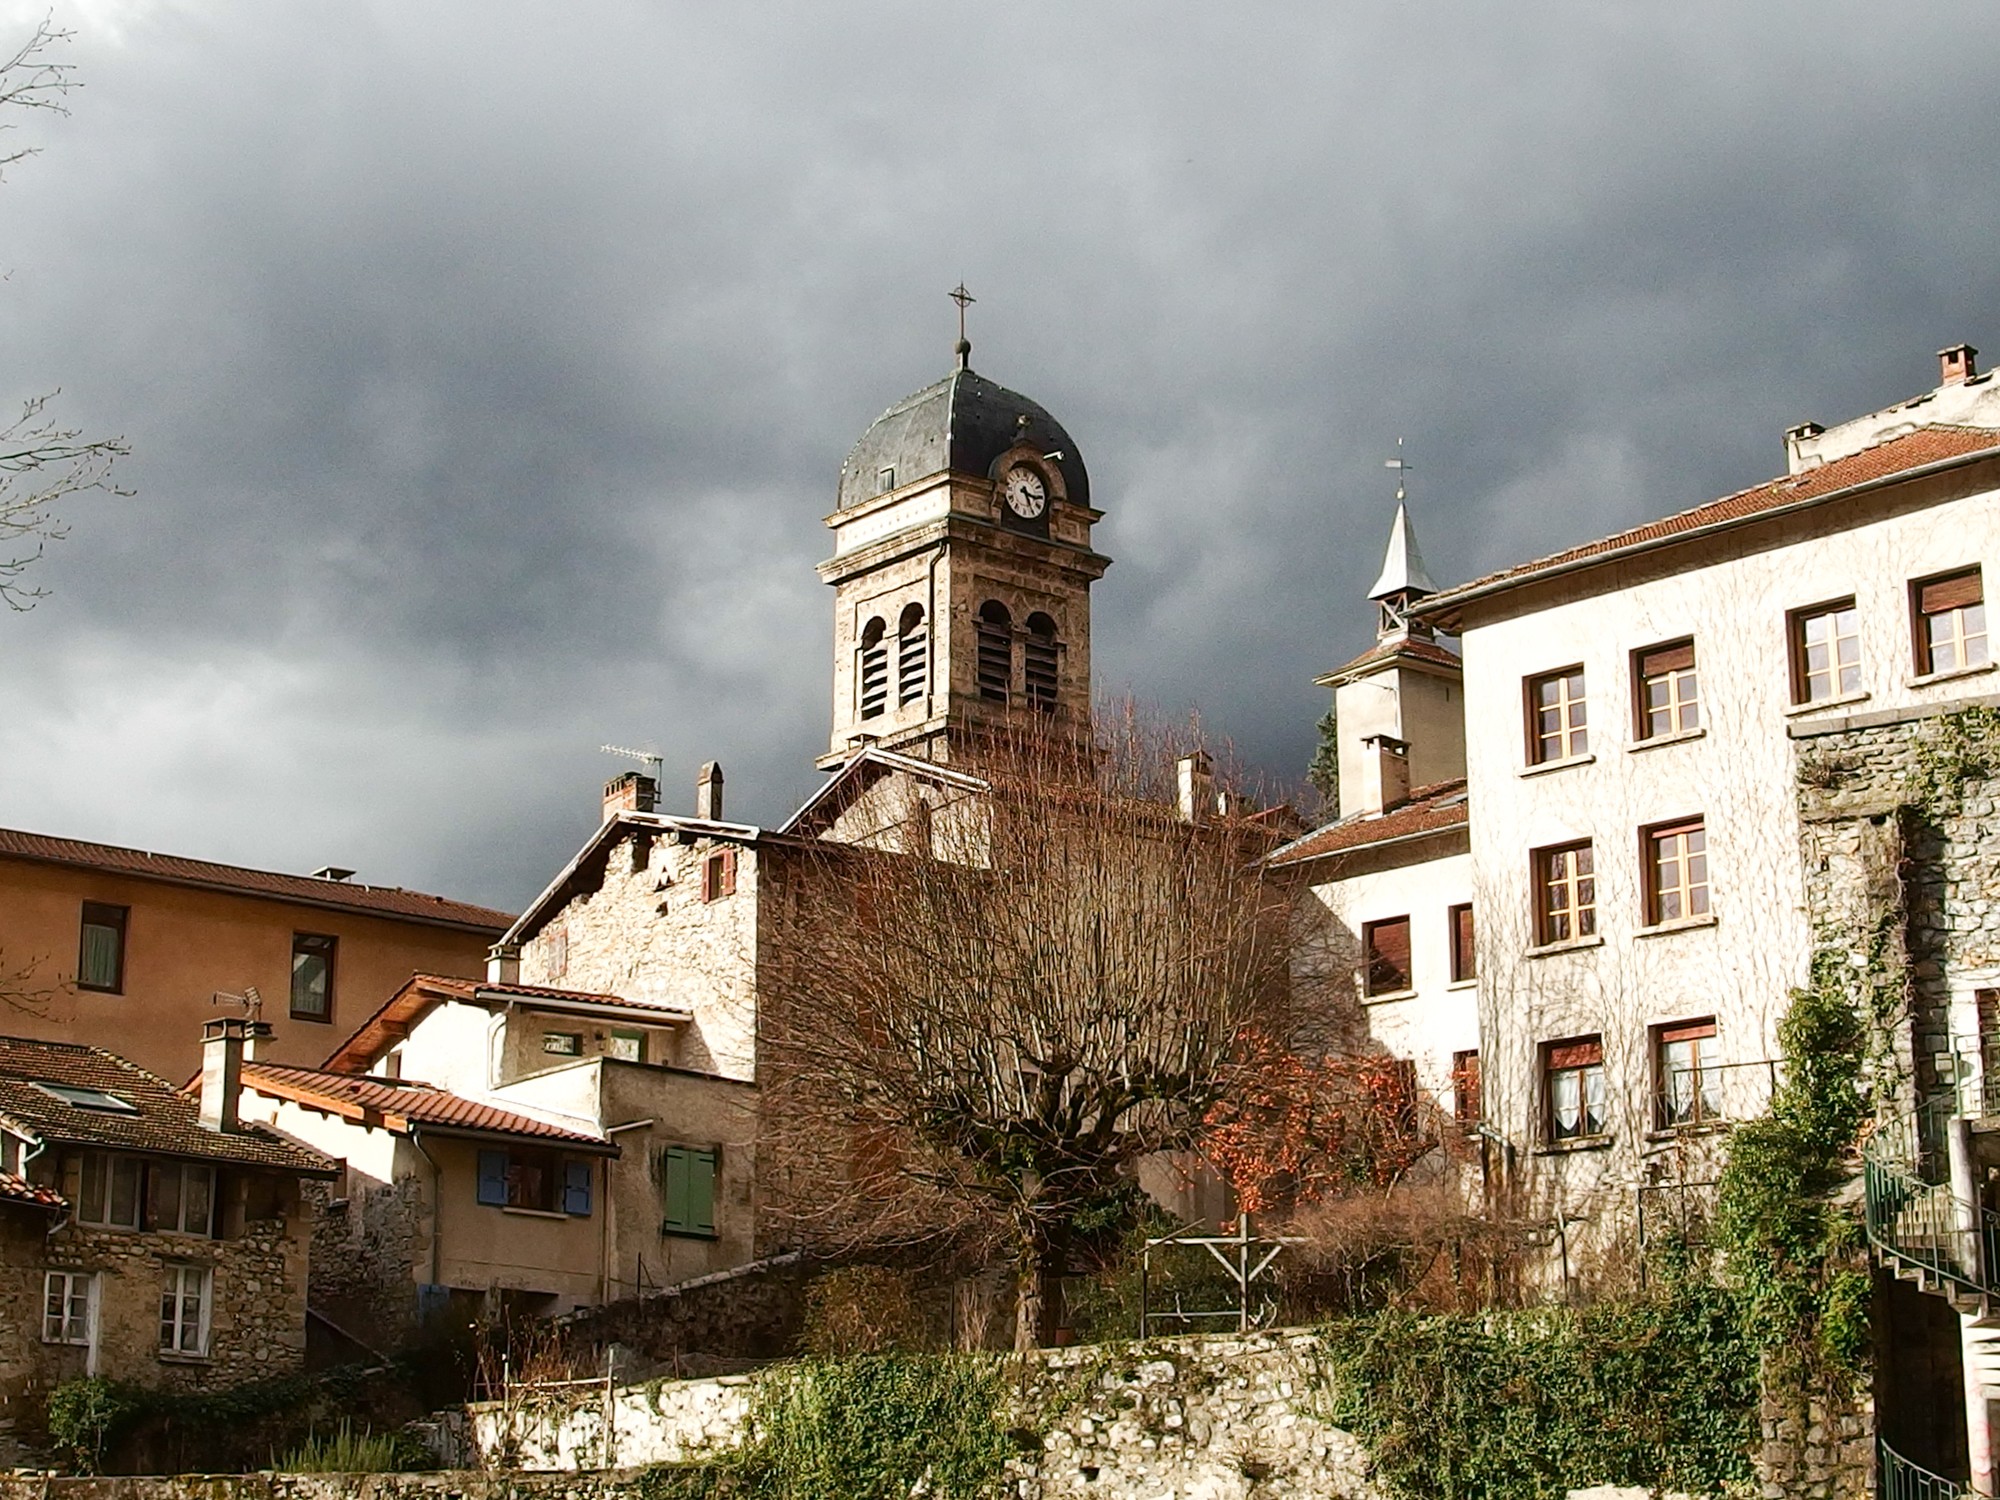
0;828;513;1080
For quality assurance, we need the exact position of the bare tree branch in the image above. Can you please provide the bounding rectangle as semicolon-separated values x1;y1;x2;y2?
0;13;77;179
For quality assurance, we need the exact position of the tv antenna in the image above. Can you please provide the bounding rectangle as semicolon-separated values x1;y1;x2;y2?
601;744;663;780
211;985;263;1019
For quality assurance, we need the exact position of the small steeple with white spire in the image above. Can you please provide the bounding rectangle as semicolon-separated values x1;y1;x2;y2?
1367;502;1438;641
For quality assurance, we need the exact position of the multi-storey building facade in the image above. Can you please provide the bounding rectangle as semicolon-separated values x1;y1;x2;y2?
1288;342;2000;1492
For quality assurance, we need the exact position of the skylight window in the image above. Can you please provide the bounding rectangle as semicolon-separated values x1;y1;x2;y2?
32;1082;139;1115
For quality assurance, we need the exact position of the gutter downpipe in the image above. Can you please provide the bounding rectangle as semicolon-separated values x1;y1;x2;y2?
410;1125;444;1288
602;1118;657;1306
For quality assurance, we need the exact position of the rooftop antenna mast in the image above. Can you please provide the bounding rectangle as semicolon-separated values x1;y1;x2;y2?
600;743;663;782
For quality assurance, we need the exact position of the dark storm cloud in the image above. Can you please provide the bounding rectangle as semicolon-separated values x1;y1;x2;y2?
1;0;1996;909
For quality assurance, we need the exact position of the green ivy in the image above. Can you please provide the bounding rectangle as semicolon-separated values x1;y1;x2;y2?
638;1354;1014;1500
1311;1285;1759;1500
1906;704;2000;816
1713;949;1868;1372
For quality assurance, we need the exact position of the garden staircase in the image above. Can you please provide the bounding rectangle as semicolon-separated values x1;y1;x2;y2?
1865;1100;2000;1498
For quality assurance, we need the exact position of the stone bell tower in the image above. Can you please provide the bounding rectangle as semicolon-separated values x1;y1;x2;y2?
817;332;1111;767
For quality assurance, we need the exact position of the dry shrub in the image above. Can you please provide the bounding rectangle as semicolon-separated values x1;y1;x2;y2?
800;1266;936;1357
1279;1183;1535;1316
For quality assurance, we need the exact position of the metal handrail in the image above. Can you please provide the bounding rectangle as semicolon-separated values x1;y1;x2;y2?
1649;1057;1782;1131
1863;1099;2000;1299
1879;1435;1965;1500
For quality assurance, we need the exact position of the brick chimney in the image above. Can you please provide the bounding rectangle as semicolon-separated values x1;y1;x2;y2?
199;1017;269;1133
603;771;658;820
1175;751;1215;825
696;761;725;821
1357;734;1412;816
1941;343;1980;387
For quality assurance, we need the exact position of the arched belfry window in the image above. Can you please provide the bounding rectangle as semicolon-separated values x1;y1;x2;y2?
976;601;1013;704
859;617;888;719
897;603;927;707
1025;613;1059;712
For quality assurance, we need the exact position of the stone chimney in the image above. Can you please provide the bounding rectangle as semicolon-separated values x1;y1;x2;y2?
1941;343;1980;387
603;771;657;820
1176;751;1215;825
1357;734;1412;817
199;1017;269;1133
486;942;521;984
696;762;725;821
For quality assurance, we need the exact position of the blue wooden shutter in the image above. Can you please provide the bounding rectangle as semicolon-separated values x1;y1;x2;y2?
689;1149;717;1236
563;1160;592;1217
476;1150;507;1206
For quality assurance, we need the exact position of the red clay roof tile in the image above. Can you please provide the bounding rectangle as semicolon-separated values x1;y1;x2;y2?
1267;780;1470;867
242;1062;615;1150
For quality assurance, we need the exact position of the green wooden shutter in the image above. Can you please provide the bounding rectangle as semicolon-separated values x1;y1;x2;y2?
689;1150;716;1236
660;1147;690;1232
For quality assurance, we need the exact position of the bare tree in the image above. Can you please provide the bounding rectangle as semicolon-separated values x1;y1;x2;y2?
1;14;128;611
762;712;1319;1350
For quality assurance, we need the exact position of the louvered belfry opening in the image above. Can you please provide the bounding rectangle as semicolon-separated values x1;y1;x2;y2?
859;617;889;719
1024;612;1059;712
897;603;927;707
976;601;1013;703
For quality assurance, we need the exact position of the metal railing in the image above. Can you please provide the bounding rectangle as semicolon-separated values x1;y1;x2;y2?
1879;1436;1966;1500
1864;1096;2000;1299
1650;1058;1782;1132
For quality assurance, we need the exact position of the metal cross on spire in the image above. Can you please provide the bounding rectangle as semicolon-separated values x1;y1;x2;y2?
949;283;975;368
1384;436;1413;502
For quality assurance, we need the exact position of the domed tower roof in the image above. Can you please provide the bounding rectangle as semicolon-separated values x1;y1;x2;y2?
836;362;1090;512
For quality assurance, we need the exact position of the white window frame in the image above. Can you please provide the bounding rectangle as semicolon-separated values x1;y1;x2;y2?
159;1263;212;1357
77;1151;143;1230
42;1270;95;1347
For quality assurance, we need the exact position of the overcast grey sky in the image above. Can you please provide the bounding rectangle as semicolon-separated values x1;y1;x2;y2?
1;1;1995;912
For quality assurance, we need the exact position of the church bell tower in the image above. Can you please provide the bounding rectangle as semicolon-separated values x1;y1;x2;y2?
817;328;1111;767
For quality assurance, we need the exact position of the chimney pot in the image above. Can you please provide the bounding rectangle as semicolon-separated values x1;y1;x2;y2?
603;771;658;821
1358;734;1412;816
696;761;725;822
199;1017;269;1133
1176;751;1216;825
1940;343;1979;387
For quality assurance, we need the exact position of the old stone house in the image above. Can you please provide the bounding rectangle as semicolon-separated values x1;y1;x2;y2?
0;1019;332;1455
1283;341;2000;1492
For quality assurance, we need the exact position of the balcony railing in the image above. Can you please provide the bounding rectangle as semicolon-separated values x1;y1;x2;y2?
1649;1058;1781;1133
1863;1097;2000;1300
1879;1436;1965;1500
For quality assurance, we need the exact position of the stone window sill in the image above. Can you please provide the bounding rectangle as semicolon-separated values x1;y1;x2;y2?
1784;688;1870;718
1646;1121;1732;1143
1535;1135;1613;1156
1361;988;1417;1005
1446;977;1478;991
1519;752;1596;779
663;1228;720;1242
1634;914;1718;939
1523;934;1605;959
1628;727;1706;754
500;1206;568;1221
1908;661;1996;690
158;1350;211;1365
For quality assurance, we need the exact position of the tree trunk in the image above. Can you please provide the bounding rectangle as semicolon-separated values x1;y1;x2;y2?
1014;1224;1068;1352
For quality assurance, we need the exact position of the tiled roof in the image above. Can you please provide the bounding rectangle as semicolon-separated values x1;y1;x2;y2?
0;1171;65;1211
242;1063;616;1151
0;827;514;932
1314;634;1463;685
1421;426;2000;624
0;1035;334;1174
1267;780;1470;867
325;973;689;1074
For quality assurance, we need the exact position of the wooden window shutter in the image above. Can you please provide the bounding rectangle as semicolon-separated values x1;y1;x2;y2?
1658;1018;1716;1045
1921;570;1983;614
660;1146;691;1230
562;1161;592;1217
689;1150;717;1235
1546;1037;1603;1070
1450;904;1475;980
1639;640;1695;675
476;1150;508;1206
1365;916;1412;992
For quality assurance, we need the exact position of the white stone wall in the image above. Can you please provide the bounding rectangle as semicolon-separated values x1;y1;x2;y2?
1454;461;2000;1263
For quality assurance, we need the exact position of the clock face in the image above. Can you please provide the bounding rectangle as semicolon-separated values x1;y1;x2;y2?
1003;466;1048;519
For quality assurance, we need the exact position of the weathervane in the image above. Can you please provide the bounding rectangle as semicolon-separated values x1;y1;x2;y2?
1384;437;1413;502
949;283;975;368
